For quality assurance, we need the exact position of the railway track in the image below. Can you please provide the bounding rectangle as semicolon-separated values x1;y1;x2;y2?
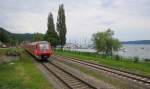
41;61;96;89
26;50;97;89
55;55;150;86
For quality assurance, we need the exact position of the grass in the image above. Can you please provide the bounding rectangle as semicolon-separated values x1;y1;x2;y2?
0;48;53;89
55;50;150;77
0;48;12;56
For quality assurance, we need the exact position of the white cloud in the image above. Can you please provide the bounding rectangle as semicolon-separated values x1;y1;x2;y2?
0;0;150;42
0;11;47;33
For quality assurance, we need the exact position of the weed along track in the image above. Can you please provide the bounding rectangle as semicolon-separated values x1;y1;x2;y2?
42;61;96;89
55;55;150;86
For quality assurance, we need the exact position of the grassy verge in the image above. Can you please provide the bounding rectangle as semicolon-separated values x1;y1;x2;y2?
0;48;53;89
55;50;150;77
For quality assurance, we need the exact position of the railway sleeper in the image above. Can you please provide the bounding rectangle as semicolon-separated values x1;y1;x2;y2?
71;83;90;89
65;79;81;83
61;75;74;79
78;86;93;89
61;76;77;80
69;81;83;86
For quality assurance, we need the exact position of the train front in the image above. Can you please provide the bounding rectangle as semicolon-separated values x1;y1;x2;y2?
37;41;53;60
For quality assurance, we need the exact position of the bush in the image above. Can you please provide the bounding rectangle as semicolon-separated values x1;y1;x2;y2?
144;58;150;62
133;56;139;63
113;55;121;60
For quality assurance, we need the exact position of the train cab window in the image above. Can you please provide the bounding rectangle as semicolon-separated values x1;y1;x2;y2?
36;44;38;49
39;42;49;50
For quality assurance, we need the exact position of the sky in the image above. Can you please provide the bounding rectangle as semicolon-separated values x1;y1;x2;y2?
0;0;150;43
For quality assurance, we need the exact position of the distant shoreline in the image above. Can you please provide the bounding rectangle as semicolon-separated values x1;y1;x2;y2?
122;40;150;44
122;43;150;45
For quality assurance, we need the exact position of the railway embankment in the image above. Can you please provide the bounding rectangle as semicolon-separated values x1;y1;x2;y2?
55;50;150;78
0;48;53;89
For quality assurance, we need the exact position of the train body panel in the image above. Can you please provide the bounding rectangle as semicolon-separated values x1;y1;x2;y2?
24;41;53;60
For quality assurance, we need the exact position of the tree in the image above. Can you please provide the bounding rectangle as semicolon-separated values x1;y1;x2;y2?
33;32;44;41
92;29;122;56
44;12;59;47
56;4;67;49
9;36;17;46
0;28;19;46
0;29;9;43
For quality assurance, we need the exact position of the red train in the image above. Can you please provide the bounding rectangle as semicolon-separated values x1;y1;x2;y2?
24;41;53;60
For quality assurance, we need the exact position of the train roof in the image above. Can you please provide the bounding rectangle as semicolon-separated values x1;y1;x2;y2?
28;41;49;45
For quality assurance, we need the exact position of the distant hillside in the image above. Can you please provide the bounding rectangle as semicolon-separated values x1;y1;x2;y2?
122;40;150;44
0;27;34;41
14;33;34;41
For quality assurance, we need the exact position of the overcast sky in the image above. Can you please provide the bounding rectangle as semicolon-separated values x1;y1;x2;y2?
0;0;150;43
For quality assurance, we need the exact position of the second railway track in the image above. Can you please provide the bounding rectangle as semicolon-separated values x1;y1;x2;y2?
55;55;150;86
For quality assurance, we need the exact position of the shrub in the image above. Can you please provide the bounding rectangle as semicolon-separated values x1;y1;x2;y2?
114;55;121;60
133;56;139;63
144;58;150;62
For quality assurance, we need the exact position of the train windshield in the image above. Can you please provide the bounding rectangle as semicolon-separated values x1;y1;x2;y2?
39;42;49;50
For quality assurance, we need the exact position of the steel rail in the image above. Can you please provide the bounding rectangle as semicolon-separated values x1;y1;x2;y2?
56;55;150;85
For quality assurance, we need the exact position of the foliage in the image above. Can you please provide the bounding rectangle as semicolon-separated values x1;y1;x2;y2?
56;4;67;49
0;27;34;46
15;33;33;41
133;56;139;63
33;32;44;41
112;55;122;60
92;29;122;55
144;58;150;62
0;28;18;46
44;12;59;47
0;28;9;43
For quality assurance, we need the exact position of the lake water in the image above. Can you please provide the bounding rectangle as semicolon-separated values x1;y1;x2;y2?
65;44;150;59
118;44;150;59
